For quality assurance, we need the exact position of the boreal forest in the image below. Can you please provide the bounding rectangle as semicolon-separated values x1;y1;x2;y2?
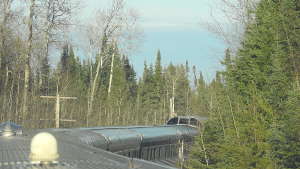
188;0;300;169
0;0;299;169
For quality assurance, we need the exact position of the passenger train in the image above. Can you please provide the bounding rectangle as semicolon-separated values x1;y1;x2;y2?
73;116;205;161
0;116;206;169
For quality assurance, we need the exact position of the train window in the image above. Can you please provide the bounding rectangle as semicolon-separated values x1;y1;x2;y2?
179;118;189;125
190;118;198;126
167;117;178;125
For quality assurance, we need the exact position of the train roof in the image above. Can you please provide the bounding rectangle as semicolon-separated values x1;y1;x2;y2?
0;123;176;169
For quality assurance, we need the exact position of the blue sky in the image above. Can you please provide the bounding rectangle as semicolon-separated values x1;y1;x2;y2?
79;0;227;81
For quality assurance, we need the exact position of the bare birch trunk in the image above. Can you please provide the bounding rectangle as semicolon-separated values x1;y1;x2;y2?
169;98;172;119
16;73;21;123
87;49;103;126
23;63;30;121
108;53;115;96
169;79;176;118
162;95;166;123
200;129;209;167
88;52;93;112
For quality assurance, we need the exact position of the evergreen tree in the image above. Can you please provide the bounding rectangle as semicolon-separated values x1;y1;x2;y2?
175;64;190;115
154;50;163;99
39;55;50;94
191;71;209;116
138;62;157;124
153;50;164;118
188;1;300;168
59;44;78;78
123;56;137;99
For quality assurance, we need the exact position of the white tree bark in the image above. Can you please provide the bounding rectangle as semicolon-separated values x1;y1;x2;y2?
200;129;209;166
170;79;176;118
87;0;124;125
87;48;102;126
107;52;115;96
86;0;142;126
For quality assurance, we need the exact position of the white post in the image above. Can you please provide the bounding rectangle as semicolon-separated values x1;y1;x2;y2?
40;84;77;128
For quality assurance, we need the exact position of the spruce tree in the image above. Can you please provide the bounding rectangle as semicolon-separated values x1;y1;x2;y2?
123;56;137;99
189;1;300;168
154;50;164;118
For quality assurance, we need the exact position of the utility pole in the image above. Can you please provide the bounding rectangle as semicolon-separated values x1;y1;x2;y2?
40;84;77;128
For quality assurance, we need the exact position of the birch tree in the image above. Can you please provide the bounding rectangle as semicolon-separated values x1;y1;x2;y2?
0;0;13;69
0;0;14;93
0;0;14;121
86;0;142;126
203;0;258;51
165;64;178;118
35;0;79;88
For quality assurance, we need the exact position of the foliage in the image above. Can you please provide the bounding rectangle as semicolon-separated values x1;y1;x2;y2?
188;0;300;168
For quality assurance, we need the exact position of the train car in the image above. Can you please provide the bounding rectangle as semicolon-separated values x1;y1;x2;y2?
0;122;174;169
92;129;142;157
0;116;206;168
72;116;206;161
